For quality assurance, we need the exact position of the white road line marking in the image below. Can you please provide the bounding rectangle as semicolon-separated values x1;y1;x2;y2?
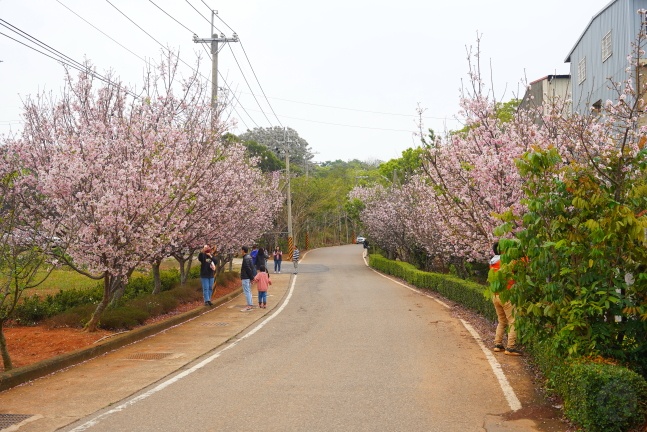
365;253;522;412
69;276;299;432
460;319;522;411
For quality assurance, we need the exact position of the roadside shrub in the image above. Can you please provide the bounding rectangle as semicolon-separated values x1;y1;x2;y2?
170;284;203;303
99;306;150;330
44;304;96;329
561;362;647;432
216;271;239;286
128;292;178;316
369;254;496;321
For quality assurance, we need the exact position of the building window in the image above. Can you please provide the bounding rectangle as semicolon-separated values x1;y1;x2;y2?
602;30;612;62
578;57;587;84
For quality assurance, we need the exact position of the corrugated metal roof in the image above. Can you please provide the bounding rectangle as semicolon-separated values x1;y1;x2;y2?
565;0;618;62
529;74;570;85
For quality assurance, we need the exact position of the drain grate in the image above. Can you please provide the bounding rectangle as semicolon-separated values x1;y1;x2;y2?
201;322;230;327
0;414;33;429
126;352;173;360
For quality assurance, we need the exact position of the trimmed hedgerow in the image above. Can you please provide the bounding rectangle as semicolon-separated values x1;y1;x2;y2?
562;362;647;432
368;254;497;322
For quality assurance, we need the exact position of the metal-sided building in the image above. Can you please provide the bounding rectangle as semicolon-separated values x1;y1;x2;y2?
565;0;647;114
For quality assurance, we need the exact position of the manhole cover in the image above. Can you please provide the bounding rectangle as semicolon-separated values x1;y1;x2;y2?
0;414;33;429
126;352;173;360
201;322;230;327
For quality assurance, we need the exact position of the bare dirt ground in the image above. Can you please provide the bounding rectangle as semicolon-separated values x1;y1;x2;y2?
1;280;239;372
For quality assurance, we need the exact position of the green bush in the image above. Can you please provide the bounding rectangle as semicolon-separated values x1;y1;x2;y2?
13;268;185;323
369;254;497;321
560;362;647;432
128;292;179;316
99;306;150;330
44;304;96;329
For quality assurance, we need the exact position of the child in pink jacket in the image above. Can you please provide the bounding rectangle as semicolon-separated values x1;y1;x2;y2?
253;264;272;309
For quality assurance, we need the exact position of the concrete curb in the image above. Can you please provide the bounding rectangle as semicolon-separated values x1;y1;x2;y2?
0;288;243;392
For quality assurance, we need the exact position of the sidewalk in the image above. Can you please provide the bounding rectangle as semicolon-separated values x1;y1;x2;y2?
0;272;292;432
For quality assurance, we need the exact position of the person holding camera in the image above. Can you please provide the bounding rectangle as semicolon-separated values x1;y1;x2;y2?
197;244;216;306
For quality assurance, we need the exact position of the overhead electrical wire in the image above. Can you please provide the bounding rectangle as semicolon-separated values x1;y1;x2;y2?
0;19;138;98
226;44;273;126
148;0;194;35
184;0;222;34
55;0;146;63
245;108;414;133
203;9;283;127
97;0;264;128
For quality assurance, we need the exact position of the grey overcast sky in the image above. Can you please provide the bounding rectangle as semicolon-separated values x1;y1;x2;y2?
1;0;612;163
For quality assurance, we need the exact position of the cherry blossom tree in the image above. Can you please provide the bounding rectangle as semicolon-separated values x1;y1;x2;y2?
10;53;280;331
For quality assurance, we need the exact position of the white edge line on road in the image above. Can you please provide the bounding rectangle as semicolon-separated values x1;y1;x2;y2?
460;319;522;411
364;253;522;412
69;276;299;432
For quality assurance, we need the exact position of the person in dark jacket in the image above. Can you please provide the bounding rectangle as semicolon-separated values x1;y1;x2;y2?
256;247;267;271
240;246;256;311
197;244;216;306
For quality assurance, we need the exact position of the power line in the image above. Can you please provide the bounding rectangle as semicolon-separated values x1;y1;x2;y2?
236;90;458;121
57;0;264;129
148;0;194;35
0;20;137;98
104;0;168;52
184;0;222;34
245;107;415;132
193;6;282;127
56;0;146;63
237;42;283;127
227;44;273;126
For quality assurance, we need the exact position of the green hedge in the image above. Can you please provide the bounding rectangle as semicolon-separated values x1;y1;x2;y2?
370;253;647;431
368;254;497;321
14;268;183;324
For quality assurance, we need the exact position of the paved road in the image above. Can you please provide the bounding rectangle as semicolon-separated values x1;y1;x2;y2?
0;245;563;431
59;245;520;432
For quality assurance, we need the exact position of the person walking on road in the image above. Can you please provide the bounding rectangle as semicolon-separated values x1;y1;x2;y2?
253;264;272;308
362;238;369;258
273;246;283;273
240;246;256;311
197;244;216;306
489;241;522;356
292;245;300;274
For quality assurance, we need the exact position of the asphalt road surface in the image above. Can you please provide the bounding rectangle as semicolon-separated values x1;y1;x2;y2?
63;245;518;432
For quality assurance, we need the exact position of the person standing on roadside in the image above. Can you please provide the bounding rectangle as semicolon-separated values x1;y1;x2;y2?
240;246;256;311
197;244;216;306
256;247;267;271
292;245;300;274
250;245;259;269
273;246;283;273
253;264;272;308
489;241;522;356
362;238;369;258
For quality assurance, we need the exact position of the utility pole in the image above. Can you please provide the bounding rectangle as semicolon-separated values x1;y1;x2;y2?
284;128;294;258
193;10;238;117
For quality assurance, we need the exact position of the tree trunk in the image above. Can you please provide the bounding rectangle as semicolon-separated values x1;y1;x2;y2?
0;320;13;371
85;274;117;332
151;260;162;294
174;255;188;284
